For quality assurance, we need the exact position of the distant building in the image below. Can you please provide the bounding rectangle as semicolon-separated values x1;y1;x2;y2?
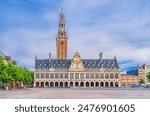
127;69;138;76
127;64;150;83
142;64;150;78
0;50;16;64
121;74;139;86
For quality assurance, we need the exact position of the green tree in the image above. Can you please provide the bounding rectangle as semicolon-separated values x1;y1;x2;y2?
0;56;34;89
0;57;11;86
139;79;145;85
147;72;150;83
0;57;5;88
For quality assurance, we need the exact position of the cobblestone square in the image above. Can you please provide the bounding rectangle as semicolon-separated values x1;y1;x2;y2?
0;88;150;99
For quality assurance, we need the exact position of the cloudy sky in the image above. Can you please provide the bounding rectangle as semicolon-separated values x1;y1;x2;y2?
0;0;150;72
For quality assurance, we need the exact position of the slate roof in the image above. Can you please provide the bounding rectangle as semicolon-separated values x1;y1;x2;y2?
35;59;119;70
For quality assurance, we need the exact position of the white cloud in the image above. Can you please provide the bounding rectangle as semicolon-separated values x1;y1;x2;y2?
0;0;150;72
0;28;57;70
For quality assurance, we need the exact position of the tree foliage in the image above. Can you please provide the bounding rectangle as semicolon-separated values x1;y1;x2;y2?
0;57;33;88
147;72;150;83
139;79;145;85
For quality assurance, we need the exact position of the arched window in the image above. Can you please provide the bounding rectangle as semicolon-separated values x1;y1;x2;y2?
50;82;54;87
91;82;94;87
110;82;114;87
36;82;39;87
100;82;104;87
80;82;84;87
115;82;119;87
41;82;44;87
55;82;59;87
86;82;89;87
95;82;99;87
75;82;79;87
105;82;109;87
45;82;49;87
65;82;68;87
60;82;63;87
70;82;74;87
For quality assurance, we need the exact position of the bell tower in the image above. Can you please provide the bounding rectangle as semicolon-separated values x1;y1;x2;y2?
56;8;68;60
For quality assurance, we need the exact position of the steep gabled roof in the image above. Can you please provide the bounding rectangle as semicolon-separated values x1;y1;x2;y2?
35;59;119;70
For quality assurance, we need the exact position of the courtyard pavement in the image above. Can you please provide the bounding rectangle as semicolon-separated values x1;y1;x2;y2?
0;88;150;99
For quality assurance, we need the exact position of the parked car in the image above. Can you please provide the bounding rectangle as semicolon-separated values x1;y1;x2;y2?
143;84;150;88
131;84;141;88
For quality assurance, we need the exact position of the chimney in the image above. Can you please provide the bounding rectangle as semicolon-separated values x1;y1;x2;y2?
49;53;51;61
99;52;103;60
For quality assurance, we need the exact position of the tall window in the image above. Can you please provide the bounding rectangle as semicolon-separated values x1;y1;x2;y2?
60;73;63;79
41;73;44;79
75;73;79;79
55;73;59;79
50;73;54;79
110;73;114;79
95;73;99;79
86;73;89;79
80;73;84;79
70;73;74;79
46;73;49;79
36;73;39;79
91;73;94;79
100;73;104;79
65;73;68;79
115;73;119;79
105;73;109;79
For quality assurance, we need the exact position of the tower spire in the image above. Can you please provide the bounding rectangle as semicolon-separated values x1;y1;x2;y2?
58;8;67;37
56;8;68;60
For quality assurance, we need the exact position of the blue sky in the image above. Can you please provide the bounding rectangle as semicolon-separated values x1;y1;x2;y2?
0;0;150;72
